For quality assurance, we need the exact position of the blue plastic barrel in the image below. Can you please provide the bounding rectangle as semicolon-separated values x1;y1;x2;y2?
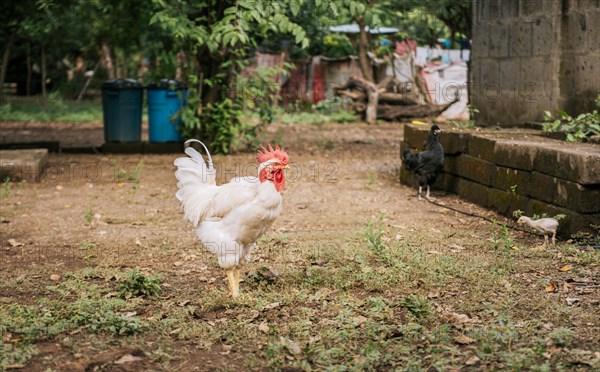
101;79;143;142
147;80;188;142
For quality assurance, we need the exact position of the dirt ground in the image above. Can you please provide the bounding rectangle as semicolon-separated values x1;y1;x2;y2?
1;121;599;370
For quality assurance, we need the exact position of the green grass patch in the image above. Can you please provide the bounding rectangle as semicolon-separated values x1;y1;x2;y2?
0;100;104;122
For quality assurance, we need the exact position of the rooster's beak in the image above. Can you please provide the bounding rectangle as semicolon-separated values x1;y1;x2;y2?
283;165;290;170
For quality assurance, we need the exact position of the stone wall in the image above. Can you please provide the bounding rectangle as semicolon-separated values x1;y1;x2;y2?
471;0;600;126
400;124;600;237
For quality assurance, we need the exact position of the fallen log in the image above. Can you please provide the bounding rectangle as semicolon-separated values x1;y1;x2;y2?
379;92;420;105
377;98;457;120
337;89;366;101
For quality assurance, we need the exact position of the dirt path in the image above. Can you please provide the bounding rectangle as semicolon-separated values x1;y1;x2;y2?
1;121;599;370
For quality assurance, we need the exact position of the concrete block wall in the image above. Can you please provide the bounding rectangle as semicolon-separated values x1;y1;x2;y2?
471;0;599;126
400;124;600;237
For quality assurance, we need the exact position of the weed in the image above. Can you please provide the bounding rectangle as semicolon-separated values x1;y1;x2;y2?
531;212;566;222
1;177;10;198
365;215;386;255
509;184;518;195
128;160;143;183
365;169;378;186
549;327;574;347
84;205;94;224
110;159;143;183
117;269;162;299
81;240;97;250
1;343;38;370
400;295;431;319
448;104;478;129
543;93;600;142
492;220;514;251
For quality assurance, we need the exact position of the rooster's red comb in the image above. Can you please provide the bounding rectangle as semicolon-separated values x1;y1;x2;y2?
256;144;289;165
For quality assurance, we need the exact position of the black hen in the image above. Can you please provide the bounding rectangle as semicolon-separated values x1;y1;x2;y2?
402;124;444;201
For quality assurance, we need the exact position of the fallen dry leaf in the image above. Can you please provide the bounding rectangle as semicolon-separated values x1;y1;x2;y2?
219;345;233;355
115;353;142;364
258;323;269;333
559;264;572;272
454;334;476;345
178;300;190;307
49;274;60;281
262;302;281;311
565;297;581;306
353;316;368;327
546;281;557;293
445;312;473;324
279;337;301;355
465;355;480;365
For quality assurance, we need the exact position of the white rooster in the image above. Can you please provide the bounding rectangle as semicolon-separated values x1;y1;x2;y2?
174;140;289;297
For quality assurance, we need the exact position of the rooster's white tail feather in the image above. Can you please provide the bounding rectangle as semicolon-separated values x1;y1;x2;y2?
174;141;218;226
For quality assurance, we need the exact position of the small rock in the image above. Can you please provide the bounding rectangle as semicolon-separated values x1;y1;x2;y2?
115;353;142;364
8;239;24;247
50;274;60;281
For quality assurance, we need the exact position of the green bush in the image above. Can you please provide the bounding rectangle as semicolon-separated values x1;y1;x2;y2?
117;269;162;299
543;93;600;142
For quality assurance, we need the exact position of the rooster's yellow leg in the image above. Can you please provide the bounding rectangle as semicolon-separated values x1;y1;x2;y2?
234;268;240;288
227;270;239;298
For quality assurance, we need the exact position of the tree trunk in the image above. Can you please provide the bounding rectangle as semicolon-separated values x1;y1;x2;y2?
365;87;379;124
355;17;374;82
77;57;102;102
175;51;185;80
346;76;382;124
41;45;47;100
114;52;121;79
0;33;16;104
26;44;32;96
102;43;115;79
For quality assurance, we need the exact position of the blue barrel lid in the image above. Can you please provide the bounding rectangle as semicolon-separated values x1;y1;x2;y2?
146;79;188;90
102;78;142;89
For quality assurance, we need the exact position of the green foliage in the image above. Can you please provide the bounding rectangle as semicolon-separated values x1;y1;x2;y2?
364;215;386;255
0;101;103;122
117;269;162;299
1;177;10;199
238;64;291;126
150;0;329;153
543;94;600;142
0;276;145;367
322;34;356;59
549;328;574;347
400;295;431;319
531;213;566;222
84;205;94;224
1;343;38;370
492;220;514;251
315;97;359;123
449;104;478;129
110;159;143;183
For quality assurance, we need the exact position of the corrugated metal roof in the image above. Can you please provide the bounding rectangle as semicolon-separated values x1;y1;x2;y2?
329;24;400;34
